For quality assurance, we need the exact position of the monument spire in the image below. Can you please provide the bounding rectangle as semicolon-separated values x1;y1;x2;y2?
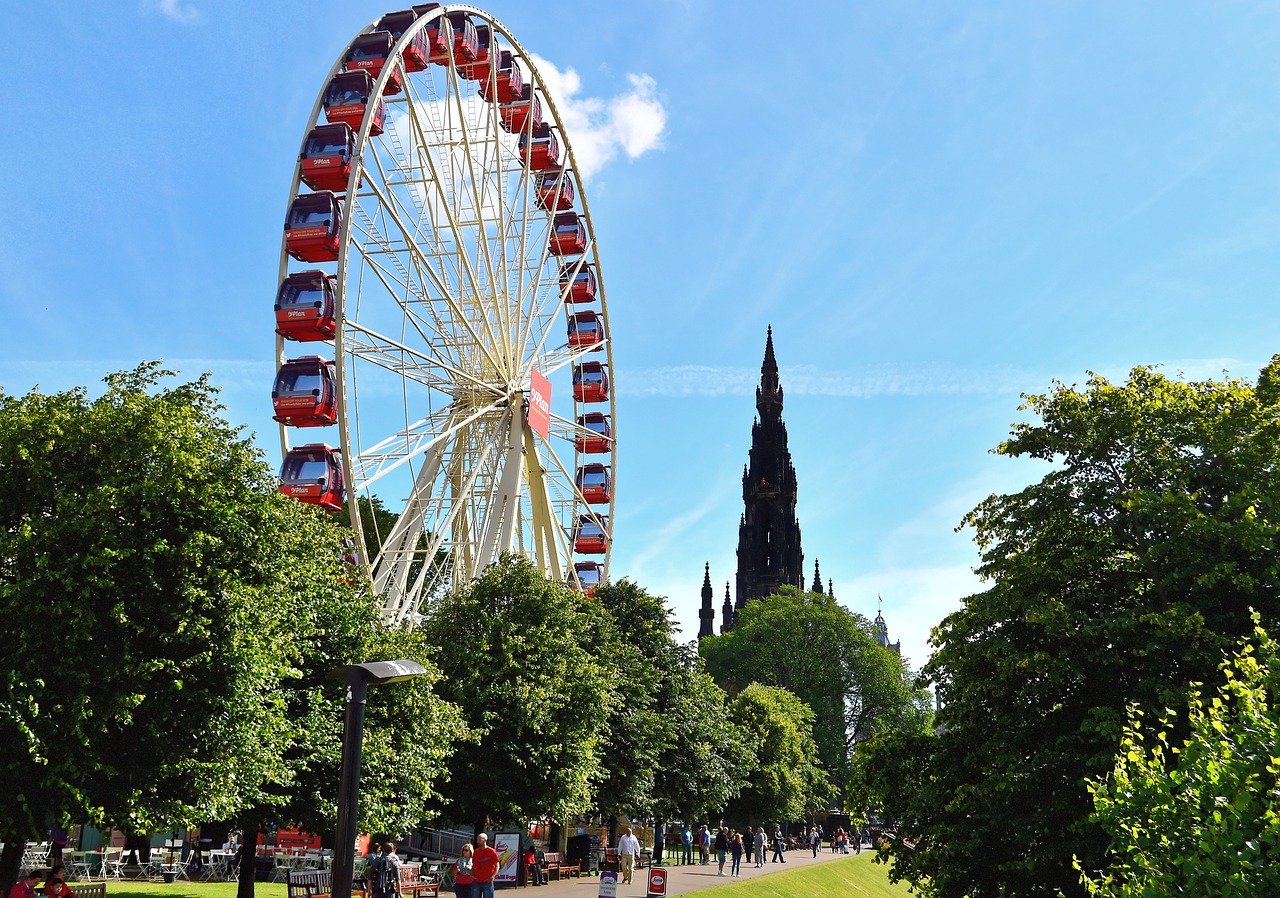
733;328;804;617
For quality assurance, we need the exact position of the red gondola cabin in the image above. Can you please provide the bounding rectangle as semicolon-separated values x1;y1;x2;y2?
412;5;453;64
550;212;586;256
324;71;387;136
376;10;428;71
479;50;522;103
572;515;609;554
279;444;344;513
573;361;609;402
576;412;612;453
285;192;343;263
536;170;575;211
519;123;560;171
572;561;603;594
344;31;403;95
300;123;357;193
446;13;478;62
458;23;492;80
575;463;612;504
559;263;597;303
275;271;337;342
499;84;542;133
272;356;338;428
568;310;604;349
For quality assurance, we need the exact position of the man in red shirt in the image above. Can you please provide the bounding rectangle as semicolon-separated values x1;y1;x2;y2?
7;871;41;898
471;833;500;898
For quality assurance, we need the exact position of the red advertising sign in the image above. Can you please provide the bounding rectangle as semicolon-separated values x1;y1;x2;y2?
646;866;668;898
529;369;551;439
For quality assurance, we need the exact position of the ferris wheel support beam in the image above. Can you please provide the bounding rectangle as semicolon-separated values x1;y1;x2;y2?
523;418;564;580
474;402;526;565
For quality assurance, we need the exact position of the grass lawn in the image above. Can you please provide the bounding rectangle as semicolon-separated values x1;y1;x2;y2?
80;883;286;898
86;857;916;898
690;854;915;898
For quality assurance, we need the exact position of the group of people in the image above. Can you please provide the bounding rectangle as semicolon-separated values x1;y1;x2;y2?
7;867;73;898
367;838;502;898
684;824;791;878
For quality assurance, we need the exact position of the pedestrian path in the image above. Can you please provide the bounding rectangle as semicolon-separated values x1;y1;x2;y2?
523;845;863;898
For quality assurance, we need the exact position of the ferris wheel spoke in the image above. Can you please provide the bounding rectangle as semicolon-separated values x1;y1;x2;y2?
395;80;506;358
345;319;503;396
346;250;468;375
352;395;508;491
357;176;505;375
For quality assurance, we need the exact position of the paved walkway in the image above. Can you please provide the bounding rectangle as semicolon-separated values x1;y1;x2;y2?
517;846;863;898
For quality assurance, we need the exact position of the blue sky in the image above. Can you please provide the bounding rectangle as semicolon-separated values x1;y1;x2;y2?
3;1;1279;667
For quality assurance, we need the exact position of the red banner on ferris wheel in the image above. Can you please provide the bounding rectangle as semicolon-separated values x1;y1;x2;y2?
529;369;552;439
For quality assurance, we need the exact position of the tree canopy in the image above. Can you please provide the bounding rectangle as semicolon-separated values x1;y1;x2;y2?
418;554;614;836
725;683;829;825
1080;619;1280;898
0;365;463;891
701;586;931;788
853;360;1280;898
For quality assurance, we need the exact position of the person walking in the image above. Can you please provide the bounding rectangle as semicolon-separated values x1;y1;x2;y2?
729;833;744;877
617;827;641;885
681;825;693;865
452;844;475;898
771;827;786;864
810;825;821;858
713;827;729;877
753;827;766;867
367;843;403;898
471;834;500;898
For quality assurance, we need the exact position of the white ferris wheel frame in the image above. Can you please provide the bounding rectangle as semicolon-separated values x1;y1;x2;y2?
275;4;616;622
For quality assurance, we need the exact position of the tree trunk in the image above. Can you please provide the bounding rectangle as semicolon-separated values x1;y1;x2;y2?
236;816;260;898
1;836;30;893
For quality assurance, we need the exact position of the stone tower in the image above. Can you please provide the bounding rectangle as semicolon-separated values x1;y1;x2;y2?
697;563;715;639
734;327;804;613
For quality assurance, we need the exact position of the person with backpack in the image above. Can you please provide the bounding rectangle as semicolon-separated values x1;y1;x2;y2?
367;842;402;898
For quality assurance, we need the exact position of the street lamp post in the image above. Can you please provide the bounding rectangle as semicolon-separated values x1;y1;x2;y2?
330;660;427;898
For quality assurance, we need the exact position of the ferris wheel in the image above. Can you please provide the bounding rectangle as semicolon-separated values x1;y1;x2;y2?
272;4;615;622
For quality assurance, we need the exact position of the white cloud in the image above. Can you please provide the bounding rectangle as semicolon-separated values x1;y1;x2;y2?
621;363;1038;399
153;0;200;23
528;55;666;182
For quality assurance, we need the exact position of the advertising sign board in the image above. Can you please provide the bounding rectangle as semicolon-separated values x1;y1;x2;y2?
528;369;551;439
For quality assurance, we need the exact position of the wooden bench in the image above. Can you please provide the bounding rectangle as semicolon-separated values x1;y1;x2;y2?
399;862;439;898
288;868;367;898
70;885;107;898
541;852;579;880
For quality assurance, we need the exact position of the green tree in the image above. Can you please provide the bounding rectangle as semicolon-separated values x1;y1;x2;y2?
418;555;613;836
701;586;930;789
726;683;829;825
588;580;680;835
856;361;1280;898
1079;619;1280;898
650;647;752;823
0;367;347;882
230;617;465;896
